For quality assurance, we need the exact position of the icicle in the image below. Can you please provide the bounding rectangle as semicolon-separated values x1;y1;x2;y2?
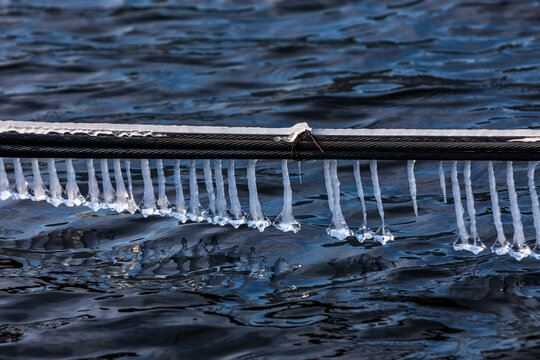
451;161;483;254
203;159;216;223
100;159;115;209
188;160;205;222
64;159;85;206
528;162;540;259
140;158;158;217
274;160;301;233
85;159;101;211
171;160;187;222
12;158;29;200
407;160;418;217
246;159;271;232
124;160;138;214
506;161;531;260
30;158;46;201
213;160;229;226
370;160;393;245
353;160;372;241
323;160;353;240
47;158;63;207
112;159;129;213
298;161;302;184
156;159;171;216
463;161;485;251
488;162;509;255
0;158;11;200
227;160;246;228
439;161;447;203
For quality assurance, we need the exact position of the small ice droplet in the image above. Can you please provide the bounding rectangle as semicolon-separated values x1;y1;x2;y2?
488;162;510;255
246;159;271;232
274;159;301;233
506;161;531;260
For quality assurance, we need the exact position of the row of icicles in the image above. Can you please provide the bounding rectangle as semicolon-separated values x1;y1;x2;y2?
0;157;538;260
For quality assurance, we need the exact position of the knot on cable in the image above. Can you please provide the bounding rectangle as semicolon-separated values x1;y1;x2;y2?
291;130;324;161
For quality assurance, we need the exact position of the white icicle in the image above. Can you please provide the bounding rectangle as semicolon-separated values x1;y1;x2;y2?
124;160;138;214
0;158;11;200
171;160;187;222
353;160;372;241
112;159;129;213
274;159;301;233
156;159;171;216
12;158;29;200
298;161;302;184
64;159;85;206
407;160;418;217
488;162;509;255
203;159;216;223
86;159;101;211
463;161;484;251
140;158;158;217
439;161;447;203
47;158;63;207
213;159;229;226
323;160;353;240
246;159;270;232
227;160;245;228
528;162;540;259
188;160;205;222
507;161;531;260
370;160;393;245
101;159;115;209
31;158;46;201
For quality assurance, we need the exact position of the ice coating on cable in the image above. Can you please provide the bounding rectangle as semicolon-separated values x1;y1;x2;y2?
171;160;187;222
439;161;447;203
488;162;509;255
353;160;372;241
188;160;205;222
13;158;29;200
463;161;485;252
31;158;46;201
156;159;171;216
140;158;158;217
506;161;530;260
274;160;301;233
528;162;540;259
203;159;216;223
86;159;101;211
246;160;270;232
101;159;115;209
370;160;393;245
47;159;63;207
323;160;353;240
0;158;11;200
407;160;418;217
64;159;85;207
227;160;246;228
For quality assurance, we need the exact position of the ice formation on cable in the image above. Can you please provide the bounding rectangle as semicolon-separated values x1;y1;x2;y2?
101;159;115;209
213;160;229;226
227;160;246;228
274;160;301;233
488;161;510;255
112;159;129;213
13;158;29;200
353;160;373;241
370;160;394;245
528;162;540;259
439;161;447;203
171;160;187;222
47;159;63;207
86;159;101;211
140;159;158;217
203;159;216;223
246;160;271;232
324;160;354;240
0;158;11;200
124;160;138;214
462;161;485;252
407;160;418;217
64;159;85;206
156;159;171;216
31;158;46;201
188;160;205;222
506;161;531;260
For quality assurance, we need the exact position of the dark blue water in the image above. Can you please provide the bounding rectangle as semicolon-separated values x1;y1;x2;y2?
1;1;540;359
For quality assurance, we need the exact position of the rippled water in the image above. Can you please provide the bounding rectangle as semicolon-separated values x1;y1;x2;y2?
1;1;540;359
